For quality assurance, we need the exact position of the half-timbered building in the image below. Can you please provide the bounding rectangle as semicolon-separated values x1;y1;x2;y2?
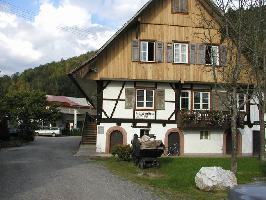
69;0;259;156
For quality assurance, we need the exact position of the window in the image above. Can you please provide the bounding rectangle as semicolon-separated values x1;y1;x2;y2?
193;92;210;110
136;89;154;109
140;129;150;137
237;93;246;111
172;0;188;13
180;91;191;110
140;41;155;62
174;43;188;64
200;131;210;140
205;45;219;65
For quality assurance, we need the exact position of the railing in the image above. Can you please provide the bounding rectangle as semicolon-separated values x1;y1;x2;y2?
177;111;246;129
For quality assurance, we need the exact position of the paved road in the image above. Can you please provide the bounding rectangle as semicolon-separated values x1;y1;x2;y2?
0;137;159;200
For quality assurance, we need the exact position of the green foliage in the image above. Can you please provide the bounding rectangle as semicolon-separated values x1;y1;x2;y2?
3;90;60;141
111;145;132;161
100;157;265;200
0;51;95;97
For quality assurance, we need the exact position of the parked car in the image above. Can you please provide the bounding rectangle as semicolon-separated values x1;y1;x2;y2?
228;183;266;200
35;127;61;137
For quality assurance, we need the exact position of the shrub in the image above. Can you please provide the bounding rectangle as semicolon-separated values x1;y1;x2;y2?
111;144;132;161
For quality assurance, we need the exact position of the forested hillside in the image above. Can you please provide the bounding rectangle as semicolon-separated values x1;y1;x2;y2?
0;51;95;97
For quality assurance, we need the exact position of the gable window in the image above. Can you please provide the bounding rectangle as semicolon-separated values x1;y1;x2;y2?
140;41;155;62
237;93;246;111
172;0;188;13
193;91;210;110
180;90;191;110
206;45;219;66
174;43;188;64
200;131;210;140
136;89;154;109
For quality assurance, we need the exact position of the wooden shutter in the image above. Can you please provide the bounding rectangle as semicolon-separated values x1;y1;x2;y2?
212;90;228;111
197;44;206;64
155;89;165;110
166;43;173;63
132;40;140;62
180;0;188;12
189;44;197;64
125;88;135;109
172;0;180;13
156;42;164;63
219;45;227;66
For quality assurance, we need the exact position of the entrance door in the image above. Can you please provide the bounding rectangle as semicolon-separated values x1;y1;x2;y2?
226;130;241;154
226;131;232;154
168;132;180;150
253;131;260;156
110;131;123;153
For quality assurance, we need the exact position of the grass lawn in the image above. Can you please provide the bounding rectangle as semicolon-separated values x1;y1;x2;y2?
97;157;266;200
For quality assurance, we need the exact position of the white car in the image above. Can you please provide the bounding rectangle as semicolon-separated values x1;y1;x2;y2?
35;127;61;137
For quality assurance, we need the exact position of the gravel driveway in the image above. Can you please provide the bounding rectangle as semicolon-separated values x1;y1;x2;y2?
0;136;160;200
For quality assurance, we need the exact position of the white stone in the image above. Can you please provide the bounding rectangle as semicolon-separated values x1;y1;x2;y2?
195;167;237;191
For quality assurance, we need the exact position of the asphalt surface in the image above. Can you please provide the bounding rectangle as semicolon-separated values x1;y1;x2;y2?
0;136;160;200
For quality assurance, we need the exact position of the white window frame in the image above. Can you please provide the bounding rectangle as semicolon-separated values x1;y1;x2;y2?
237;93;246;111
140;41;155;62
200;131;211;140
174;43;189;64
206;45;219;66
136;89;155;110
193;91;210;110
180;90;191;110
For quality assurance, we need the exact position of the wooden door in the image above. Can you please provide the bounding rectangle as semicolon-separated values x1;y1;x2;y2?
226;131;232;155
110;131;123;153
168;132;180;149
253;131;260;156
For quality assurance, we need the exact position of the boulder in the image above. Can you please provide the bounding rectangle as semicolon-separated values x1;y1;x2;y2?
195;167;237;191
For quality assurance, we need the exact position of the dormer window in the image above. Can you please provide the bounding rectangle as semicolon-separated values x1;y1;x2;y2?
140;41;155;62
172;0;188;13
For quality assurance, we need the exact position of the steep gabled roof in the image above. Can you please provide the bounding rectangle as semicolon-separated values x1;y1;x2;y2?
69;0;224;76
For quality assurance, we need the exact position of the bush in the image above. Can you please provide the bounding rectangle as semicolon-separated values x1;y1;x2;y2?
111;144;132;161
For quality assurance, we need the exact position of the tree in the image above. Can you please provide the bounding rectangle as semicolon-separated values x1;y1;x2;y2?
195;0;257;174
3;90;60;140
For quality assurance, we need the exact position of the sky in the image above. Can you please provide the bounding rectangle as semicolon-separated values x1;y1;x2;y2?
0;0;150;76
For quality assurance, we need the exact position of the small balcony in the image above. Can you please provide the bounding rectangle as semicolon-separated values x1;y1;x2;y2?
177;111;246;129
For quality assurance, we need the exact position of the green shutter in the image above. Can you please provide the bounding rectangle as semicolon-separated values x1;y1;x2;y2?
132;40;140;62
155;89;165;110
189;43;197;64
197;44;206;64
166;43;173;63
156;42;164;63
219;45;227;66
125;88;135;109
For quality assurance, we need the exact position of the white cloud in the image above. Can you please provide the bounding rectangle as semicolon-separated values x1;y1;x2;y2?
0;0;149;75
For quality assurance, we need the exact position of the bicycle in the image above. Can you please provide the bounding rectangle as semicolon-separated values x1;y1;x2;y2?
167;143;179;156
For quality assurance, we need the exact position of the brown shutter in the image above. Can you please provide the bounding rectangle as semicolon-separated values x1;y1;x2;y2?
180;0;188;12
212;90;228;111
189;43;197;64
155;89;165;110
166;43;173;63
197;44;206;64
156;42;164;63
219;45;227;66
125;88;135;109
172;0;180;13
132;40;139;62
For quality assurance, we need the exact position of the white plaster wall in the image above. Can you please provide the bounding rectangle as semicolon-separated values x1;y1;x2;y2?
239;126;253;154
102;81;134;119
96;123;177;153
184;130;224;154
